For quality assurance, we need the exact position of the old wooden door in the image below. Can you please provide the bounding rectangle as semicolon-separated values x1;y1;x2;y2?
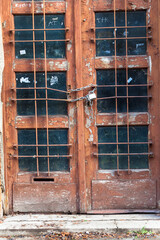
2;0;160;213
82;0;160;213
2;0;79;213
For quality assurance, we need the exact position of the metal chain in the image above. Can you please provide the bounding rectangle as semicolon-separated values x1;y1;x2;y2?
68;83;97;93
70;88;96;103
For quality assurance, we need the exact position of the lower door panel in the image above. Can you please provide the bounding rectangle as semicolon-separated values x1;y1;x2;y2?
92;179;156;210
13;183;77;213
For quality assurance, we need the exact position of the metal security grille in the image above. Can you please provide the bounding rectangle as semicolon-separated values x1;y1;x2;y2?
94;0;152;174
12;0;71;176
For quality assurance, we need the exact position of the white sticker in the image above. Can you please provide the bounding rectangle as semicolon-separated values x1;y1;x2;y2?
50;76;58;86
128;77;133;84
20;77;30;84
20;50;26;55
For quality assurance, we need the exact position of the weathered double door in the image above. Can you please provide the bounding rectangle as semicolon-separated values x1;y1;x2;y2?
2;0;160;213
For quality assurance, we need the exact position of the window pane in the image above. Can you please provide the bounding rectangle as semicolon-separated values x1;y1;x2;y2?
16;72;67;116
99;156;117;170
97;69;148;113
96;11;146;56
98;126;149;170
18;129;69;172
15;14;65;59
129;126;148;142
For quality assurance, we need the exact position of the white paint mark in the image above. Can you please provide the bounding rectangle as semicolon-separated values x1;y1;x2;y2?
20;77;30;84
128;77;133;84
20;50;26;55
50;76;58;86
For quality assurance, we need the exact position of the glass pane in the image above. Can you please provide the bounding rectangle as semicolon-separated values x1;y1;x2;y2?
128;27;146;38
127;11;146;27
116;12;125;27
39;157;48;172
17;100;35;115
98;126;148;170
15;42;33;59
96;29;114;39
96;11;146;56
15;15;32;29
128;39;146;55
15;14;65;59
119;155;128;169
50;157;69;171
118;126;127;142
130;155;148;169
19;157;37;172
49;129;68;144
18;146;36;156
18;130;36;144
129;126;148;142
98;144;117;154
16;72;67;116
16;73;34;88
116;39;126;56
98;127;116;143
38;129;47;144
99;156;117;170
130;144;148;153
49;146;68;155
96;40;115;56
97;70;115;113
18;129;69;172
97;69;148;113
96;12;114;27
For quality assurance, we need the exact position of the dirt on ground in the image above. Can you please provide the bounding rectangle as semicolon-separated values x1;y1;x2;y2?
0;231;160;240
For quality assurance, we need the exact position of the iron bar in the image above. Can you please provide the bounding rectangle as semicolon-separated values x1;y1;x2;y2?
125;0;130;174
13;155;72;158
16;144;72;147
16;87;68;93
97;95;151;100
94;26;151;30
113;0;119;175
93;153;153;156
32;0;39;176
94;142;152;145
43;0;50;176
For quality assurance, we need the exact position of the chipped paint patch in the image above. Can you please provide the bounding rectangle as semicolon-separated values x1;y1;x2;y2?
67;42;72;52
85;104;95;142
69;107;76;128
49;61;68;70
149;56;152;75
101;57;110;65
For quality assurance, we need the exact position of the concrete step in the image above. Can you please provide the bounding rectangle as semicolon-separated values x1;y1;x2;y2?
0;214;159;236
